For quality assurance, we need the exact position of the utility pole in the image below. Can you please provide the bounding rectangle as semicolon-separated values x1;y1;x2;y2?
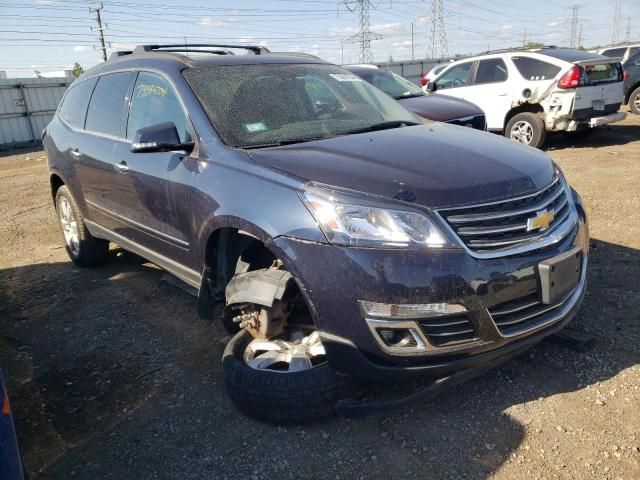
339;0;382;63
611;0;622;44
427;0;447;59
578;23;583;49
90;3;108;61
625;18;631;43
569;4;580;49
522;27;527;47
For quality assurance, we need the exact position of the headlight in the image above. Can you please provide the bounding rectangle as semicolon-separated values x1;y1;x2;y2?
300;184;456;248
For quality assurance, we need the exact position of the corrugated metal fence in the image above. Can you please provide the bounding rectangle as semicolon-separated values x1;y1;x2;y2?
0;77;70;149
374;59;450;85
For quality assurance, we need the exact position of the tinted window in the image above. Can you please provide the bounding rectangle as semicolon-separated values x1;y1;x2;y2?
629;47;639;58
85;72;133;136
357;71;424;98
59;77;97;128
601;47;626;58
474;58;508;84
435;62;473;89
127;72;192;142
511;56;561;81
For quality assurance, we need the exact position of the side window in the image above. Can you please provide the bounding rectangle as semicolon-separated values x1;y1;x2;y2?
601;47;626;58
435;62;473;89
85;72;133;136
511;57;561;81
474;58;508;84
127;72;192;142
59;77;97;128
628;47;639;59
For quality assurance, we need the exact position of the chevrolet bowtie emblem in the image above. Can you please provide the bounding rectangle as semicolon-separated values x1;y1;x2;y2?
527;209;555;232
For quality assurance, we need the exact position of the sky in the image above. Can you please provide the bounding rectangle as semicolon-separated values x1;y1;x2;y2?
0;0;638;78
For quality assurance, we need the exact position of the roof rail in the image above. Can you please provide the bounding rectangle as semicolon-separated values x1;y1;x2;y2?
479;45;559;55
109;43;270;61
134;44;269;55
269;52;321;59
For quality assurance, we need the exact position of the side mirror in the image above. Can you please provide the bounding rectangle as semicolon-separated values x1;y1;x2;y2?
426;81;436;92
130;121;193;153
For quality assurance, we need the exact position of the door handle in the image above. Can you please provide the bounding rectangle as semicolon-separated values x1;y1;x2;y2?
70;149;81;158
114;161;129;173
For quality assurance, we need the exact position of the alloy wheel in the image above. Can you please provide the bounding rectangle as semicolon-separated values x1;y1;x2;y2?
58;197;80;256
510;120;534;145
243;330;327;373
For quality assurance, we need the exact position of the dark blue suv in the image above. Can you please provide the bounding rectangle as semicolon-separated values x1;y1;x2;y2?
44;44;588;422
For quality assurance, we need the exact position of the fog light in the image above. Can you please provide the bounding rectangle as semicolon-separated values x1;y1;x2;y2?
377;328;419;348
359;300;467;319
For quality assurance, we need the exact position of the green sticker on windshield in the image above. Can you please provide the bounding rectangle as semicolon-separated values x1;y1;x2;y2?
244;122;268;133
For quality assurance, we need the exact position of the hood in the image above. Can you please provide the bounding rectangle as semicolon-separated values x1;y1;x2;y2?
247;123;556;209
397;94;484;122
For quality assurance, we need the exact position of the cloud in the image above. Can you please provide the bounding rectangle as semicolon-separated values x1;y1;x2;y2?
547;20;563;27
199;17;224;28
328;22;405;37
73;45;89;52
37;0;55;4
501;25;513;30
391;40;412;48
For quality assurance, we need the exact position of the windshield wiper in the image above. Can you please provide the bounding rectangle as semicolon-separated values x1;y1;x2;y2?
342;120;421;135
394;92;425;99
241;136;330;149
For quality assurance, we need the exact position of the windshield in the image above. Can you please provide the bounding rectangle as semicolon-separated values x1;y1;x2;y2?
184;63;419;148
356;70;425;99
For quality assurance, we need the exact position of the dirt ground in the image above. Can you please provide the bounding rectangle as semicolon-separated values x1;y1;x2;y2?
1;113;639;480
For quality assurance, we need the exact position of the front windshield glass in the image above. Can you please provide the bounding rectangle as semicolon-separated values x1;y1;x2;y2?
356;70;425;99
183;63;419;148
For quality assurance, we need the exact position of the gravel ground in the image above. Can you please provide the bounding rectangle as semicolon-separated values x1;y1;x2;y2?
1;113;639;480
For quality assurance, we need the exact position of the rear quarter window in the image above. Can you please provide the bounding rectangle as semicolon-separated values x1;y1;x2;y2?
511;57;561;81
58;77;97;128
584;63;621;83
85;72;133;137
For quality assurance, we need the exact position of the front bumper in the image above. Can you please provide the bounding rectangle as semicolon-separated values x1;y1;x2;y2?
273;202;588;379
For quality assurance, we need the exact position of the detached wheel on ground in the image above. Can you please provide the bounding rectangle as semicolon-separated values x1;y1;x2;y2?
505;112;546;149
629;86;640;115
223;328;353;424
55;185;110;267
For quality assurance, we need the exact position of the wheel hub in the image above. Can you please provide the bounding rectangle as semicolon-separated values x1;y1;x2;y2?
58;197;80;255
510;120;534;145
243;330;326;373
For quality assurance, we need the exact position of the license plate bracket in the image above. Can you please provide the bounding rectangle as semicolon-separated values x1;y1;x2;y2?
592;99;605;111
538;247;582;305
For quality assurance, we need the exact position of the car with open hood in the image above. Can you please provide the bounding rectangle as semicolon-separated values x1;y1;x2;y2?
44;44;588;422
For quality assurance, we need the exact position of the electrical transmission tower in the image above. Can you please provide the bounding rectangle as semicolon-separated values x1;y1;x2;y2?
90;2;108;62
339;0;382;63
427;0;447;59
611;0;622;44
569;5;580;48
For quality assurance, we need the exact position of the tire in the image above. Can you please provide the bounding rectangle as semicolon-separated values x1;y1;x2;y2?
505;112;546;149
629;86;640;115
222;329;353;424
55;185;110;267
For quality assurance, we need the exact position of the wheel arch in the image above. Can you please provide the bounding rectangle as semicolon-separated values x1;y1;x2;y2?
49;172;65;204
504;103;545;129
626;81;640;103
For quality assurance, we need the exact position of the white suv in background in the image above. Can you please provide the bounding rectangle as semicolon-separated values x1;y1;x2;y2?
425;47;626;148
597;44;640;63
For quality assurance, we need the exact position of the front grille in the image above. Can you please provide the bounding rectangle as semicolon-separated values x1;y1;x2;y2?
438;176;571;254
418;315;478;347
488;290;571;337
447;114;486;131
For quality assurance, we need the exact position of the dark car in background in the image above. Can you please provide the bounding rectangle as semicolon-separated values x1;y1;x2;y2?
44;44;588;423
623;51;640;114
343;64;487;130
1;370;24;480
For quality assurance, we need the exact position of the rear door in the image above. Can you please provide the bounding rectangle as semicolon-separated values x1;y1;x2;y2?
464;57;512;130
572;58;624;116
74;71;135;233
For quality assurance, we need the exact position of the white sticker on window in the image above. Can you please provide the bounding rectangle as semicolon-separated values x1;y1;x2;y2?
244;122;267;133
329;73;362;82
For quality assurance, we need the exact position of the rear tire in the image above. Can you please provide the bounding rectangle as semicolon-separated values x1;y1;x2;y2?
222;329;353;424
629;86;640;115
55;185;110;267
505;112;546;149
